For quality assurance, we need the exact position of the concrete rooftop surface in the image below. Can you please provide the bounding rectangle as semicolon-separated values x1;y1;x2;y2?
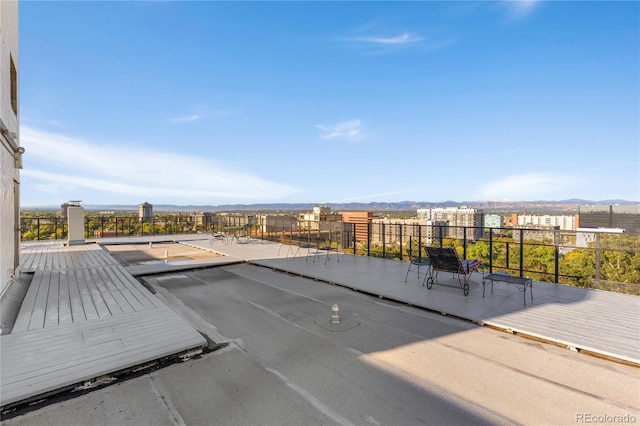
1;234;639;425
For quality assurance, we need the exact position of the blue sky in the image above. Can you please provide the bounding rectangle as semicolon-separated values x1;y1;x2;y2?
19;1;639;207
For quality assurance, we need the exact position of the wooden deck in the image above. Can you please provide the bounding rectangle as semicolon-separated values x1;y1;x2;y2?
193;237;640;365
1;241;207;408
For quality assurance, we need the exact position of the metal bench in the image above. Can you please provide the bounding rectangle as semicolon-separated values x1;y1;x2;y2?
424;247;481;296
483;272;533;306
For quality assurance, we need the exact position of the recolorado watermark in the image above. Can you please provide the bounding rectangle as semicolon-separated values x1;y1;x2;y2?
576;413;637;423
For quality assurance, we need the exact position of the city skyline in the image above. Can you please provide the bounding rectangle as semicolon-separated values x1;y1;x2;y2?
19;1;639;206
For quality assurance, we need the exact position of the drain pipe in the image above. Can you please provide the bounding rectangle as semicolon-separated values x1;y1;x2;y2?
331;304;341;324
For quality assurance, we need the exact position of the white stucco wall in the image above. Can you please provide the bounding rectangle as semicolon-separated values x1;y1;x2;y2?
0;1;20;295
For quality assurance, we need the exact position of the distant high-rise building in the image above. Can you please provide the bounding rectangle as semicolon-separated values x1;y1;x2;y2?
370;218;417;245
191;212;213;227
579;204;640;235
139;202;153;222
417;207;483;241
61;202;71;221
516;214;577;231
416;209;430;221
484;214;503;229
341;211;374;242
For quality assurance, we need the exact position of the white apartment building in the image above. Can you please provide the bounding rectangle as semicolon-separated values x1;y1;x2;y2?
517;214;577;231
0;1;20;295
371;218;423;245
417;207;483;241
371;218;449;246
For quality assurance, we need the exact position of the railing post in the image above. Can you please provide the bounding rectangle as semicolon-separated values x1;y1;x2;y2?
489;228;493;274
382;223;386;259
351;223;356;255
554;229;560;283
367;222;371;257
463;226;467;259
506;241;510;269
519;229;524;278
408;236;413;260
37;218;40;240
399;224;403;261
595;233;601;289
417;224;422;261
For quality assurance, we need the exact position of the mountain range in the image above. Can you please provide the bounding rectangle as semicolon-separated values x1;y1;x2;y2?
23;199;638;213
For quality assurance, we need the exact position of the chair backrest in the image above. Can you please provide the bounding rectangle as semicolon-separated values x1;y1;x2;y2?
425;246;461;271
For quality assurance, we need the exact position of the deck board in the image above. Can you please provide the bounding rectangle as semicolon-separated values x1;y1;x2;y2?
81;268;112;319
12;272;43;333
2;241;207;407
58;270;73;326
77;269;100;321
28;270;50;331
91;268;124;316
1;307;205;406
67;269;87;324
44;271;60;328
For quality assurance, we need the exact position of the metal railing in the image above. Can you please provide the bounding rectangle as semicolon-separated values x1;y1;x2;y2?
20;216;639;295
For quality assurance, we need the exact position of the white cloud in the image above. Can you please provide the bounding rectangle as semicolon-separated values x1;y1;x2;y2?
20;126;298;204
22;117;65;128
350;33;424;46
502;0;540;20
339;30;429;55
169;114;200;123
477;172;578;200
315;119;363;142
